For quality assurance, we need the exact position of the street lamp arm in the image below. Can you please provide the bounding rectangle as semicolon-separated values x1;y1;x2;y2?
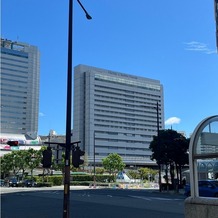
77;0;92;19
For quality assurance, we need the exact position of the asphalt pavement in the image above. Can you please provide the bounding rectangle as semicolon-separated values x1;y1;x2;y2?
1;186;186;218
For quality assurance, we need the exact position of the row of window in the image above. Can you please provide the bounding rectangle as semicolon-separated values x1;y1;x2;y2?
1;72;28;80
94;108;160;120
1;120;26;125
94;102;160;115
1;93;27;99
1;67;28;75
96;145;150;151
94;93;159;108
1;77;27;84
1;56;28;64
94;124;157;132
94;98;156;109
96;138;150;144
94;118;158;128
1;109;26;115
95;152;150;158
1;125;26;131
1;99;27;105
1;61;28;69
95;131;153;139
1;49;28;58
94;114;159;125
1;87;27;95
95;85;161;99
94;74;161;91
1;115;26;119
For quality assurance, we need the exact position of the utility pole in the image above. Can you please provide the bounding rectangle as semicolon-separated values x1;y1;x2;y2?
63;1;92;217
62;0;73;217
93;131;96;187
157;102;162;192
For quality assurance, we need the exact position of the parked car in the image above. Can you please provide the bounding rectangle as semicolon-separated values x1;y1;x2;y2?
8;178;19;187
185;180;218;197
23;179;37;187
0;179;5;186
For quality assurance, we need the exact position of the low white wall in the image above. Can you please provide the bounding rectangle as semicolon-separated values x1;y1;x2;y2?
185;197;218;218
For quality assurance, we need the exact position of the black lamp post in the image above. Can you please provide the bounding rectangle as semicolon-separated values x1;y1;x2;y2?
63;1;92;218
156;102;162;192
93;131;96;187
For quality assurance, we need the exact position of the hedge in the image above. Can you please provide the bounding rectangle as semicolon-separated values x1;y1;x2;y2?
71;175;115;183
34;174;115;186
36;176;63;186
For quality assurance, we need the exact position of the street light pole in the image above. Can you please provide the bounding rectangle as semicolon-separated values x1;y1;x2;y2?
93;131;96;187
63;1;92;218
63;0;73;217
156;102;162;192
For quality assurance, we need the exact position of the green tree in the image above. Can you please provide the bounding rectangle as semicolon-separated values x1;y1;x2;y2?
52;151;65;173
26;148;42;179
127;170;140;179
1;148;44;179
1;153;13;178
8;151;22;177
172;137;189;184
83;153;89;170
149;129;189;188
95;168;105;174
102;153;125;176
13;150;30;180
138;167;158;181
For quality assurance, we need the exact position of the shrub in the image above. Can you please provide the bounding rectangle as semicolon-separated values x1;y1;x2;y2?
35;175;63;186
71;175;115;183
37;182;52;187
95;168;105;174
48;176;63;186
33;174;115;186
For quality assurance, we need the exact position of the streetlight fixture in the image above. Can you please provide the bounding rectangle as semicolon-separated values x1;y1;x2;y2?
77;0;92;20
63;1;92;218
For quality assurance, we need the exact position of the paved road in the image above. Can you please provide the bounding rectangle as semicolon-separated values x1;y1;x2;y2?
1;186;186;218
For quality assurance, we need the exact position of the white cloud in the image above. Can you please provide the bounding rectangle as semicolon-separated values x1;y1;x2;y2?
184;41;216;54
165;117;181;126
39;112;45;117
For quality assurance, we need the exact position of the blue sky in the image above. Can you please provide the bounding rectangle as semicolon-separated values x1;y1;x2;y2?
2;0;218;137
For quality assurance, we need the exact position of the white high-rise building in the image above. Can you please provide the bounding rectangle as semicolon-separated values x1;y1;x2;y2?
73;64;164;166
0;39;40;135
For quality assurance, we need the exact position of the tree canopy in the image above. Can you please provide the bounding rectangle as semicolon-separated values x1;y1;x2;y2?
102;153;125;175
1;148;43;179
149;129;189;165
149;129;189;185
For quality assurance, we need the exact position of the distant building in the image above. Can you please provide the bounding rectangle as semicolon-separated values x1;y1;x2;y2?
73;64;164;166
0;39;40;134
40;130;66;145
0;133;42;157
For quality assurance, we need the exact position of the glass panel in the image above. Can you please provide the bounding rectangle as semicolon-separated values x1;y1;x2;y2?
195;121;218;156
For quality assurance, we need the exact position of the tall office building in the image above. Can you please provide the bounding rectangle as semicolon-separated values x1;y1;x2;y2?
0;39;40;135
73;64;164;166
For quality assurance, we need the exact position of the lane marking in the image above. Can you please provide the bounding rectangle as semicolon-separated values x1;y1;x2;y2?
129;195;182;201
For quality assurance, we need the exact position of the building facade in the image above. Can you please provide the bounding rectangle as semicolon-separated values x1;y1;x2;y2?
0;39;40;135
73;64;164;166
